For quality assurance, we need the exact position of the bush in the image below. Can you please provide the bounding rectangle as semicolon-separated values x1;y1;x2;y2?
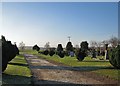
33;45;40;51
64;51;69;56
66;42;73;53
75;49;86;61
8;43;19;62
2;36;19;72
49;50;55;56
43;50;49;55
57;44;63;51
109;45;120;69
2;41;9;72
80;41;89;51
58;51;65;58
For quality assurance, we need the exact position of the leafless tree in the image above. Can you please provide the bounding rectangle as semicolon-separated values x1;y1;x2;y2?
109;36;118;47
44;42;50;50
90;40;102;51
90;40;96;48
101;40;109;47
95;41;102;48
75;44;79;49
19;41;25;50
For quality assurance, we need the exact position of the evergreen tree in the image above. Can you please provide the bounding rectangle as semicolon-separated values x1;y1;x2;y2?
80;41;89;51
33;44;40;51
57;44;63;51
66;42;73;51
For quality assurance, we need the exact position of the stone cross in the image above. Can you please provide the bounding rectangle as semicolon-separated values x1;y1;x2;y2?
68;36;71;42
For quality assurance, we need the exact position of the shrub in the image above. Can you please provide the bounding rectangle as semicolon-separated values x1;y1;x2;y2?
66;42;73;52
33;44;40;51
43;50;49;55
38;51;44;54
109;45;120;69
80;41;89;51
65;51;69;56
8;43;19;62
75;49;86;61
57;44;63;51
2;40;9;72
15;44;19;55
1;36;19;72
58;51;65;58
49;50;55;56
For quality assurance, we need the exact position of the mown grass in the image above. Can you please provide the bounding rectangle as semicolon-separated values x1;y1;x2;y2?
23;49;119;80
2;53;32;85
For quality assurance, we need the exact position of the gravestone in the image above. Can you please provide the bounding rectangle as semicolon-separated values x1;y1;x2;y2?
92;49;96;58
69;51;74;57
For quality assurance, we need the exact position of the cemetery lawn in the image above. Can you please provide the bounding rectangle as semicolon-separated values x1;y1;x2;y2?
23;50;120;80
2;54;32;85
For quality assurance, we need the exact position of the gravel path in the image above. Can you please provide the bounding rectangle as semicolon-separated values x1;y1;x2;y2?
24;54;118;86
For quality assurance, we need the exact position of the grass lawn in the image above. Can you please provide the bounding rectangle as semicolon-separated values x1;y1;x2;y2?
2;53;32;85
23;49;120;80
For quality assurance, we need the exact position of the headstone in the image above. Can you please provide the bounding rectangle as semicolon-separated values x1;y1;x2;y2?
92;49;96;58
69;51;74;57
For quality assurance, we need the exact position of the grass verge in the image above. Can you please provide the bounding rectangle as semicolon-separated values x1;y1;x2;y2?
2;53;32;85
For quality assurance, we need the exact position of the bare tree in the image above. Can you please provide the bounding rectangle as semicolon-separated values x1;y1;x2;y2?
19;41;25;50
75;44;79;49
44;42;50;50
101;40;109;46
109;36;118;48
96;41;102;48
90;40;102;56
90;40;97;48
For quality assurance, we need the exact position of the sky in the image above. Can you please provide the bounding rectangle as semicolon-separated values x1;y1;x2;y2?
0;2;118;48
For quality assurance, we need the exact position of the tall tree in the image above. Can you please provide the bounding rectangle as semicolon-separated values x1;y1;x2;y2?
90;40;97;48
109;36;119;48
44;42;50;50
19;41;25;50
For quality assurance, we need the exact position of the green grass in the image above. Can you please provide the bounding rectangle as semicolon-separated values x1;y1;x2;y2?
23;49;120;80
40;54;111;67
92;69;119;80
2;54;32;85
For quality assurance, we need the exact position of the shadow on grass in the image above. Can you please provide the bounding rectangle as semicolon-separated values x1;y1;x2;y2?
8;63;28;67
30;65;115;72
2;73;32;86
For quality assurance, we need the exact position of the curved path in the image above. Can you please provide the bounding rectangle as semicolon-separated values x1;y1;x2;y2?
24;54;118;86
